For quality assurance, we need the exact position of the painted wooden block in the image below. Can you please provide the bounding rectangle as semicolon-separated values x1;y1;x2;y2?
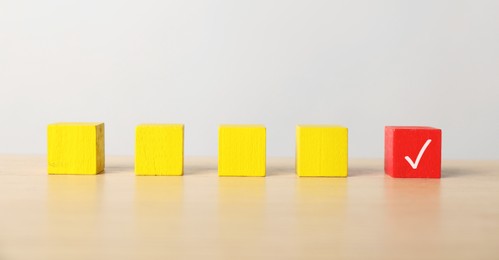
385;126;442;178
218;125;266;177
135;124;184;176
47;122;105;175
296;125;348;177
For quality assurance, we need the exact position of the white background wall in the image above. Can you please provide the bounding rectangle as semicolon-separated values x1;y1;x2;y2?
1;0;498;159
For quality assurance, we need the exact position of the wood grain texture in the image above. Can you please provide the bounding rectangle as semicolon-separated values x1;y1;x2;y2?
47;122;105;175
296;125;348;177
218;125;266;177
385;126;442;178
135;124;184;176
0;156;498;260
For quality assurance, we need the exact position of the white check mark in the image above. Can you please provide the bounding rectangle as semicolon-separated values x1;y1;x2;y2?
404;139;432;169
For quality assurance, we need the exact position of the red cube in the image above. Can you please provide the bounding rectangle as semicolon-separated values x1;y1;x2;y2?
384;126;442;178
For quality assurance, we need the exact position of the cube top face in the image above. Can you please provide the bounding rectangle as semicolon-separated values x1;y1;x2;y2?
385;126;442;178
296;125;348;177
218;125;266;177
135;124;184;176
219;124;265;129
386;126;439;130
50;122;104;126
47;122;105;175
137;124;184;128
296;124;345;129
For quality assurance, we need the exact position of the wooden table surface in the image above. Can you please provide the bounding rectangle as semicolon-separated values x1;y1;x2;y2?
0;156;498;260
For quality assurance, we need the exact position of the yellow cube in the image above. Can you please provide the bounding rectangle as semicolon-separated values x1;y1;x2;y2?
296;125;348;177
218;125;266;177
135;124;184;176
47;122;105;175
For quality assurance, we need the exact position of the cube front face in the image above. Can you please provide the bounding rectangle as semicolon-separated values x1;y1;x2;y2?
296;125;348;177
135;124;184;176
47;123;105;175
384;126;442;178
218;125;266;177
